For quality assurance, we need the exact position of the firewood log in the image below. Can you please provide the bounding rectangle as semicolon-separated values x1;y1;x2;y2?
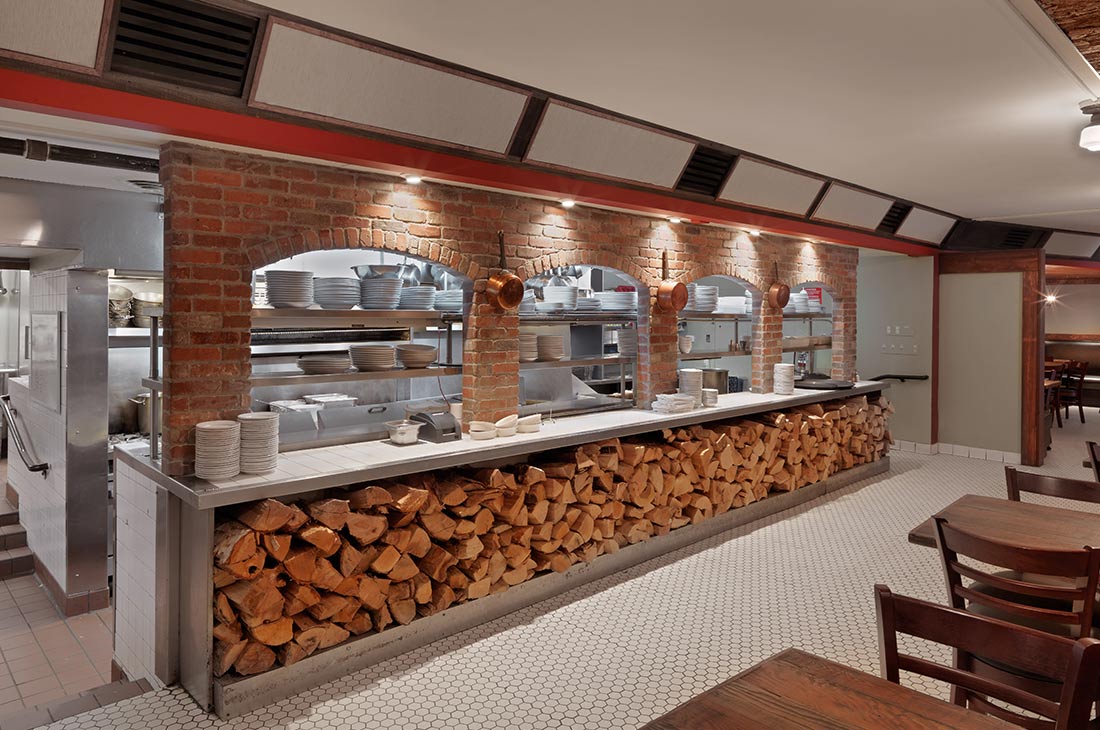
262;533;292;563
233;641;276;676
387;554;420;582
387;485;429;513
338;542;368;578
213;567;237;589
214;591;237;625
387;596;416;625
283;547;318;584
222;548;266;580
420;512;457;541
248;616;294;646
370;545;401;575
404;526;431;558
283;583;321;616
299;525;341;556
418;545;457;582
347;485;393;510
307;498;351;530
358;576;390;611
213;639;248;677
345;513;388;545
308;593;352;621
213;521;256;566
343;611;373;636
433;480;468;507
312;557;344;592
237;499;295;533
223;576;283;622
213;622;242;643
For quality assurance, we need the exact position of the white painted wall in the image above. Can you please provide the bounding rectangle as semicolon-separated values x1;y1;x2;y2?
1045;285;1100;334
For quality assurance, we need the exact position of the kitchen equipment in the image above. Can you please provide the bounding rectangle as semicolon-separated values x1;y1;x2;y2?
418;263;438;289
128;392;162;435
408;409;461;443
701;368;729;394
0;273;6;296
701;388;719;407
487;230;524;311
774;363;796;395
384;419;422;445
656;250;688;313
767;262;790;309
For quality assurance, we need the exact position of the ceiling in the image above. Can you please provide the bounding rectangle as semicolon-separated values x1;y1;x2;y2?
248;0;1100;233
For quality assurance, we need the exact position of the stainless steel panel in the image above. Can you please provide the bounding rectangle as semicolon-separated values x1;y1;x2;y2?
178;501;214;710
155;488;180;685
29;311;62;413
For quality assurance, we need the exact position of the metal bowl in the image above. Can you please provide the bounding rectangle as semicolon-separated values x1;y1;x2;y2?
384;419;422;445
351;264;415;281
109;284;134;301
132;291;164;304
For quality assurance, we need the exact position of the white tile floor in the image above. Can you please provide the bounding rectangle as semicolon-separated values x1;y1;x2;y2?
44;415;1100;730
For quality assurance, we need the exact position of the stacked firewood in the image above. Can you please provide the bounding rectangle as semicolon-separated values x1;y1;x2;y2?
212;395;891;677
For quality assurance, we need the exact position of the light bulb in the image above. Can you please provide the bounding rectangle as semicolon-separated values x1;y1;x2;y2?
561;199;576;208
403;174;422;184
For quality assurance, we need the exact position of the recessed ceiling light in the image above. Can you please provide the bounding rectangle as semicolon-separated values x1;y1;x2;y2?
404;174;422;184
561;199;576;208
1079;101;1100;151
748;229;761;237
669;217;683;224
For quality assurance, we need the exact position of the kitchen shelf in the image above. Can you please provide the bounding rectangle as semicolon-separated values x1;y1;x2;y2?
678;350;751;361
678;313;752;321
252;308;457;329
109;328;164;348
783;312;832;319
519;313;637;326
520;355;634;370
782;344;832;353
250;366;461;387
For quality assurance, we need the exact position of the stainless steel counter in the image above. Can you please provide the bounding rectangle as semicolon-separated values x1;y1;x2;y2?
115;382;888;511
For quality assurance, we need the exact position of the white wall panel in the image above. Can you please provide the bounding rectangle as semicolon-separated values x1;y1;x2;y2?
526;102;694;188
0;0;104;68
253;23;528;153
1045;231;1100;259
811;184;894;230
718;158;823;215
895;207;955;244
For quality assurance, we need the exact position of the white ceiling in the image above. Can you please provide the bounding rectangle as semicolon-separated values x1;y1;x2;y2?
251;0;1100;233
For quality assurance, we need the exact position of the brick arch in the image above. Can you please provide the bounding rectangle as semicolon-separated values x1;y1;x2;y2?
786;270;850;300
244;227;486;281
517;249;652;287
677;263;767;296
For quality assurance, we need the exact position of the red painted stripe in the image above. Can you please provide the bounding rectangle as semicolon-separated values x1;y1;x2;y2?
0;67;936;255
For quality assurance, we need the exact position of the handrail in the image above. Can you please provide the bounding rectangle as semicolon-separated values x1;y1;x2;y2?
871;374;929;383
0;395;49;477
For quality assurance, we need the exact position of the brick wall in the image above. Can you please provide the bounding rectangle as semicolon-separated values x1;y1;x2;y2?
160;143;859;475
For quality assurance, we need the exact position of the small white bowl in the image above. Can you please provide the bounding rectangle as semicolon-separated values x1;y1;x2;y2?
469;421;496;432
517;424;541;433
470;429;496;440
496;426;517;438
517;414;542;426
494;414;519;428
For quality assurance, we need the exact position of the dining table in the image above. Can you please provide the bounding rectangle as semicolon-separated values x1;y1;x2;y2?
908;494;1100;550
639;648;1013;729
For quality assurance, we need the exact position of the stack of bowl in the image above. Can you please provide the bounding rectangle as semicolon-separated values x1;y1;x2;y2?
395;344;437;369
434;290;464;312
297;354;353;374
109;285;133;328
495;414;518;437
469;421;496;441
398;286;437;310
360;278;403;310
349;344;396;371
536;335;565;361
132;292;164;328
519;333;539;362
313;277;361;309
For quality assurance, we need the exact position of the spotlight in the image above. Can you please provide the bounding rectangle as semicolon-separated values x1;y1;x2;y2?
1045;293;1058;304
561;199;576;208
403;174;422;184
748;229;761;237
669;217;682;224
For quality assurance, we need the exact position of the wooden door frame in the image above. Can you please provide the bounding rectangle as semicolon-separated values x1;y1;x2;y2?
939;249;1046;466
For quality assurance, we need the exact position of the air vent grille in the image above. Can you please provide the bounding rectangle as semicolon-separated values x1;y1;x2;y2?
877;202;912;235
110;0;259;97
1003;228;1033;248
676;147;736;196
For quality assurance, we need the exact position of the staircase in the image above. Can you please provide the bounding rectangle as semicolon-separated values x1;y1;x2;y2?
0;498;32;580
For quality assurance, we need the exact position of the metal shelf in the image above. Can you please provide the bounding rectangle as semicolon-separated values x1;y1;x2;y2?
519;355;634;370
678;350;751;361
679;313;752;321
782;344;833;353
252;308;456;329
519;313;637;326
250;366;461;387
783;312;832;320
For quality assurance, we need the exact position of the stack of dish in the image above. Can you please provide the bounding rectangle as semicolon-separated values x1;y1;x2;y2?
536;335;565;361
349;344;396;371
684;284;718;313
617;329;638;358
434;290;464;312
195;420;241;481
313;277;360;310
302;394;357;408
774;363;796;395
542;285;578;310
678;334;695;354
252;275;269;307
519;333;539;362
265;270;314;309
132;292;164;328
575;296;602;312
517;414;542;433
237;412;279;475
716;296;747;315
108;285;133;328
297;354;353;374
469;421;496;441
652;393;696;414
786;291;810;314
519;290;537;315
396;344;437;369
398;285;437;310
534;301;567;314
594;290;638;312
496;414;518;437
679;368;704;407
359;278;403;310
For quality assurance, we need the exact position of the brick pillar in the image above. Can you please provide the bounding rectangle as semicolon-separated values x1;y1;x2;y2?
831;296;857;381
461;278;520;427
753;300;783;393
637;289;678;406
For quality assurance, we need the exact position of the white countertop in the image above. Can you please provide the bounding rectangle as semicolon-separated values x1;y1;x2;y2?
116;382;888;510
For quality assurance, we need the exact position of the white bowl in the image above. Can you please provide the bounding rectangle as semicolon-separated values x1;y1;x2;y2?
469;421;496;432
494;414;518;428
496;426;517;438
517;414;542;426
517;424;541;433
470;429;496;440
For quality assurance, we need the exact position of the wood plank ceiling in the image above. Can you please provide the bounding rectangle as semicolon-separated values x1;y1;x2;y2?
1038;1;1100;72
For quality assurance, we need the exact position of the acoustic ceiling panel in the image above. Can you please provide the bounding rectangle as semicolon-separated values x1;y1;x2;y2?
0;0;105;68
811;184;894;230
252;22;528;154
895;207;955;245
718;158;824;215
1045;231;1100;258
525;102;695;188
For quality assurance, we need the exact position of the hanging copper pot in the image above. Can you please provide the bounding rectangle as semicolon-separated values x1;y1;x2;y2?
487;230;524;311
656;250;688;312
767;262;790;309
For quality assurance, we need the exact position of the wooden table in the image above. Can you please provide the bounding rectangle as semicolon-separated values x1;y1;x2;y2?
908;494;1100;549
1044;378;1061;389
640;649;1012;729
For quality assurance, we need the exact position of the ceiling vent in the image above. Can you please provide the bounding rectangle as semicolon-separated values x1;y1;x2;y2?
942;221;1048;251
876;202;912;235
110;0;259;97
676;147;736;197
1002;227;1034;248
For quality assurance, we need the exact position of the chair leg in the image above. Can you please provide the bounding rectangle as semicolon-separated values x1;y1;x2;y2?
1056;402;1063;428
1079;403;1085;423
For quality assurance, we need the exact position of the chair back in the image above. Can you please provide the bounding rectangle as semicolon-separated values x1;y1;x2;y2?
1062;361;1088;389
875;585;1100;730
933;516;1100;639
1087;442;1100;483
1006;466;1100;505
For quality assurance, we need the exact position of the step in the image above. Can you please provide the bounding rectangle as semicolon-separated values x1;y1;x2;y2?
0;679;153;730
0;547;33;580
0;500;18;528
0;525;26;551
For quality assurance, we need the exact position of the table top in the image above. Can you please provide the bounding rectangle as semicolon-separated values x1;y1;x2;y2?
1043;378;1060;389
640;649;1012;729
908;494;1100;549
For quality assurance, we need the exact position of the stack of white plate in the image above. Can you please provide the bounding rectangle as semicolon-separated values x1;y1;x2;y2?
297;354;352;374
679;368;704;407
652;393;696;414
519;333;539;362
360;278;403;310
398;285;437;310
575;297;602;311
774;363;796;395
252;275;269;307
542;286;578;310
349;344;396;371
537;335;565;361
535;301;567;314
434;290;464;312
313;277;360;310
396;344;437;368
519;290;537;315
685;284;718;313
265;270;314;309
788;291;810;314
195;420;241;481
617;329;638;357
595;290;638;312
237;413;279;475
716;296;747;315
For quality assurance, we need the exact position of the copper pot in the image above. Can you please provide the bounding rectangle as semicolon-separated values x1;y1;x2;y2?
767;262;790;309
488;230;524;311
656;250;688;313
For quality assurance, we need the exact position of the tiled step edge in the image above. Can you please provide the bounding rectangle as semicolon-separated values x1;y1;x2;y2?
0;548;33;580
0;679;153;730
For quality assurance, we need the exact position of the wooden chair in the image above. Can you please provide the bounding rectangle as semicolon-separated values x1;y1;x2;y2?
1061;361;1090;424
1006;466;1100;505
1088;442;1100;482
875;584;1100;729
1048;362;1067;428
